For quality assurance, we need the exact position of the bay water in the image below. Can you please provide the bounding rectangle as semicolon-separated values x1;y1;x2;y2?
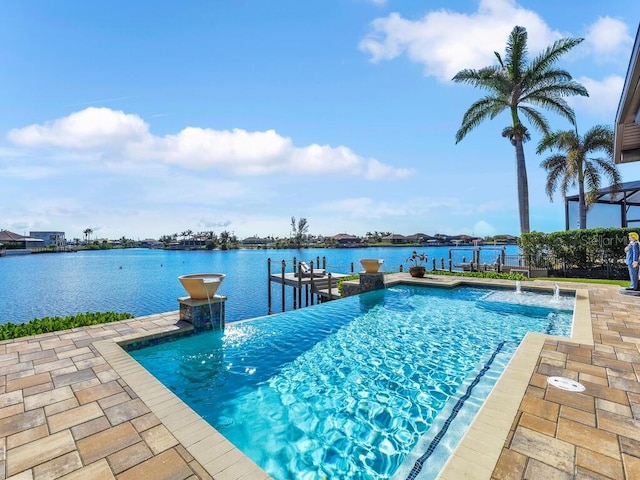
0;245;519;325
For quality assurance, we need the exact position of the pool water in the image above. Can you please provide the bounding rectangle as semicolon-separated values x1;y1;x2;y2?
130;285;574;479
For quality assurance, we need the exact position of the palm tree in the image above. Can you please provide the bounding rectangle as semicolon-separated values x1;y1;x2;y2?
290;216;309;248
536;125;621;229
185;229;193;248
83;228;93;244
219;230;230;250
453;25;588;233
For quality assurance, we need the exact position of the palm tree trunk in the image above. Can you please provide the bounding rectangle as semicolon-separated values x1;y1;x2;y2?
514;140;530;233
578;182;587;229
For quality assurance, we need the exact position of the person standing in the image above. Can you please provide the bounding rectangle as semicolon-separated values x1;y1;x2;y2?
625;232;640;290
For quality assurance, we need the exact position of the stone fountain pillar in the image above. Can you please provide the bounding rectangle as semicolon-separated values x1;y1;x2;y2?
358;273;385;293
178;295;227;332
358;259;385;294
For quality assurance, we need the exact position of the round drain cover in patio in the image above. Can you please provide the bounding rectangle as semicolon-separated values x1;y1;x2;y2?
547;376;585;392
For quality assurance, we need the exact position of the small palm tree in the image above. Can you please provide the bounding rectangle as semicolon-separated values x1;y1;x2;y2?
453;25;588;234
219;230;230;250
537;125;621;229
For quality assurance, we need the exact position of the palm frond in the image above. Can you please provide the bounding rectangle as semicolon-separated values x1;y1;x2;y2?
504;26;528;83
519;106;549;135
529;37;584;78
455;97;505;143
523;94;576;125
451;66;500;88
540;154;567;201
582;125;613;155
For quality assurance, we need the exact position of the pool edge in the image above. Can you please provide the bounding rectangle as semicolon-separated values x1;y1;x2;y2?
97;279;590;480
435;285;592;480
94;335;272;480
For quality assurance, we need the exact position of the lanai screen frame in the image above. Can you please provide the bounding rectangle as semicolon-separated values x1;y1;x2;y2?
564;180;640;230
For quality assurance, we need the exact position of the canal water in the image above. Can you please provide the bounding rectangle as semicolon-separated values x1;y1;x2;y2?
0;245;519;324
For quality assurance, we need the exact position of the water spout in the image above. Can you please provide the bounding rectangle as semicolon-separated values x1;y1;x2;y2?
553;284;560;302
515;280;521;294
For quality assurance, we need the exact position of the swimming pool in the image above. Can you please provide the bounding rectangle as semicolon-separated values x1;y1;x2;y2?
130;285;574;479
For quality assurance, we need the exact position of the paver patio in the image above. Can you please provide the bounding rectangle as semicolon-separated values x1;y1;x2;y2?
0;277;638;479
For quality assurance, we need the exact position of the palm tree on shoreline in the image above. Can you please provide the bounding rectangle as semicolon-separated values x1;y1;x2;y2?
453;25;588;234
83;228;93;244
537;125;621;229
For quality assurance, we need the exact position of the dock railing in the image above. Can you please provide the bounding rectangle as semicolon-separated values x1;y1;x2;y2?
267;257;354;314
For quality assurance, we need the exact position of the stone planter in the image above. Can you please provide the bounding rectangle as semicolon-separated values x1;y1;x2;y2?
360;258;384;273
178;273;226;300
409;266;426;278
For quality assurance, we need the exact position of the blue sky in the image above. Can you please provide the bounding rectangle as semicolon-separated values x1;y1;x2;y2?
1;0;639;240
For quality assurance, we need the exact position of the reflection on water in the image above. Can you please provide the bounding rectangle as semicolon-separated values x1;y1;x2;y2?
0;245;521;324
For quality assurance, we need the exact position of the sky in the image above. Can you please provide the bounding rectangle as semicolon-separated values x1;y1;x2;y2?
1;0;639;241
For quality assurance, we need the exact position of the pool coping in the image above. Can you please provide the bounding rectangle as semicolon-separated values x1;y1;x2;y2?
94;330;270;480
93;275;590;480
385;275;592;479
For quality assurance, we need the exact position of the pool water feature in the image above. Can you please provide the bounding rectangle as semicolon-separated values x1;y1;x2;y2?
130;285;574;479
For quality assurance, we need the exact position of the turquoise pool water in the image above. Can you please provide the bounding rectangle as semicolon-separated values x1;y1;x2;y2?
130;285;574;479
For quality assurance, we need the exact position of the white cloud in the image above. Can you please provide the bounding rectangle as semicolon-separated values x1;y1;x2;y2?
569;75;625;117
583;17;633;60
320;197;410;218
8;107;149;149
364;158;413;180
359;0;564;81
7;108;410;180
472;220;496;237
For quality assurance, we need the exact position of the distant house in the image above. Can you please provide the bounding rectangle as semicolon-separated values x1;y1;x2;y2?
489;234;519;245
406;233;435;244
0;230;43;252
242;236;267;245
29;231;66;248
382;234;407;244
140;238;163;248
450;234;473;246
333;233;360;246
434;234;453;245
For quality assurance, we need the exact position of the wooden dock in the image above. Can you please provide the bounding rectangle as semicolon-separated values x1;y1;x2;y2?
267;258;351;313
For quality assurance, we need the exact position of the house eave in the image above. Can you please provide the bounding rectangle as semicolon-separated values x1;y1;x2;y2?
614;23;640;164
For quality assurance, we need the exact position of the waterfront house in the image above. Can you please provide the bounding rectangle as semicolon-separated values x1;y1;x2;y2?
241;236;268;245
140;238;163;248
29;231;67;249
332;233;361;246
0;229;43;253
381;233;408;244
406;233;436;244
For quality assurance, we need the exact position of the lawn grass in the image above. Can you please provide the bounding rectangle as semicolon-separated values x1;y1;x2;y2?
537;277;628;287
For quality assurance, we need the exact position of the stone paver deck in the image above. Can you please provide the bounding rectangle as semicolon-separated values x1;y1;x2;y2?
0;276;639;479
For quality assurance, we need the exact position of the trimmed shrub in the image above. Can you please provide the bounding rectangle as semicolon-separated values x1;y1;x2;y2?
520;228;631;273
0;311;134;340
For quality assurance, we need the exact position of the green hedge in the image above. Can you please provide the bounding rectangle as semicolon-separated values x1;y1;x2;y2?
427;270;528;281
520;228;633;269
0;311;134;341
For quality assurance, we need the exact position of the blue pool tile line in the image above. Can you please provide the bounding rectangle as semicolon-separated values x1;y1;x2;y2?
121;328;194;351
545;313;557;334
405;340;506;480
